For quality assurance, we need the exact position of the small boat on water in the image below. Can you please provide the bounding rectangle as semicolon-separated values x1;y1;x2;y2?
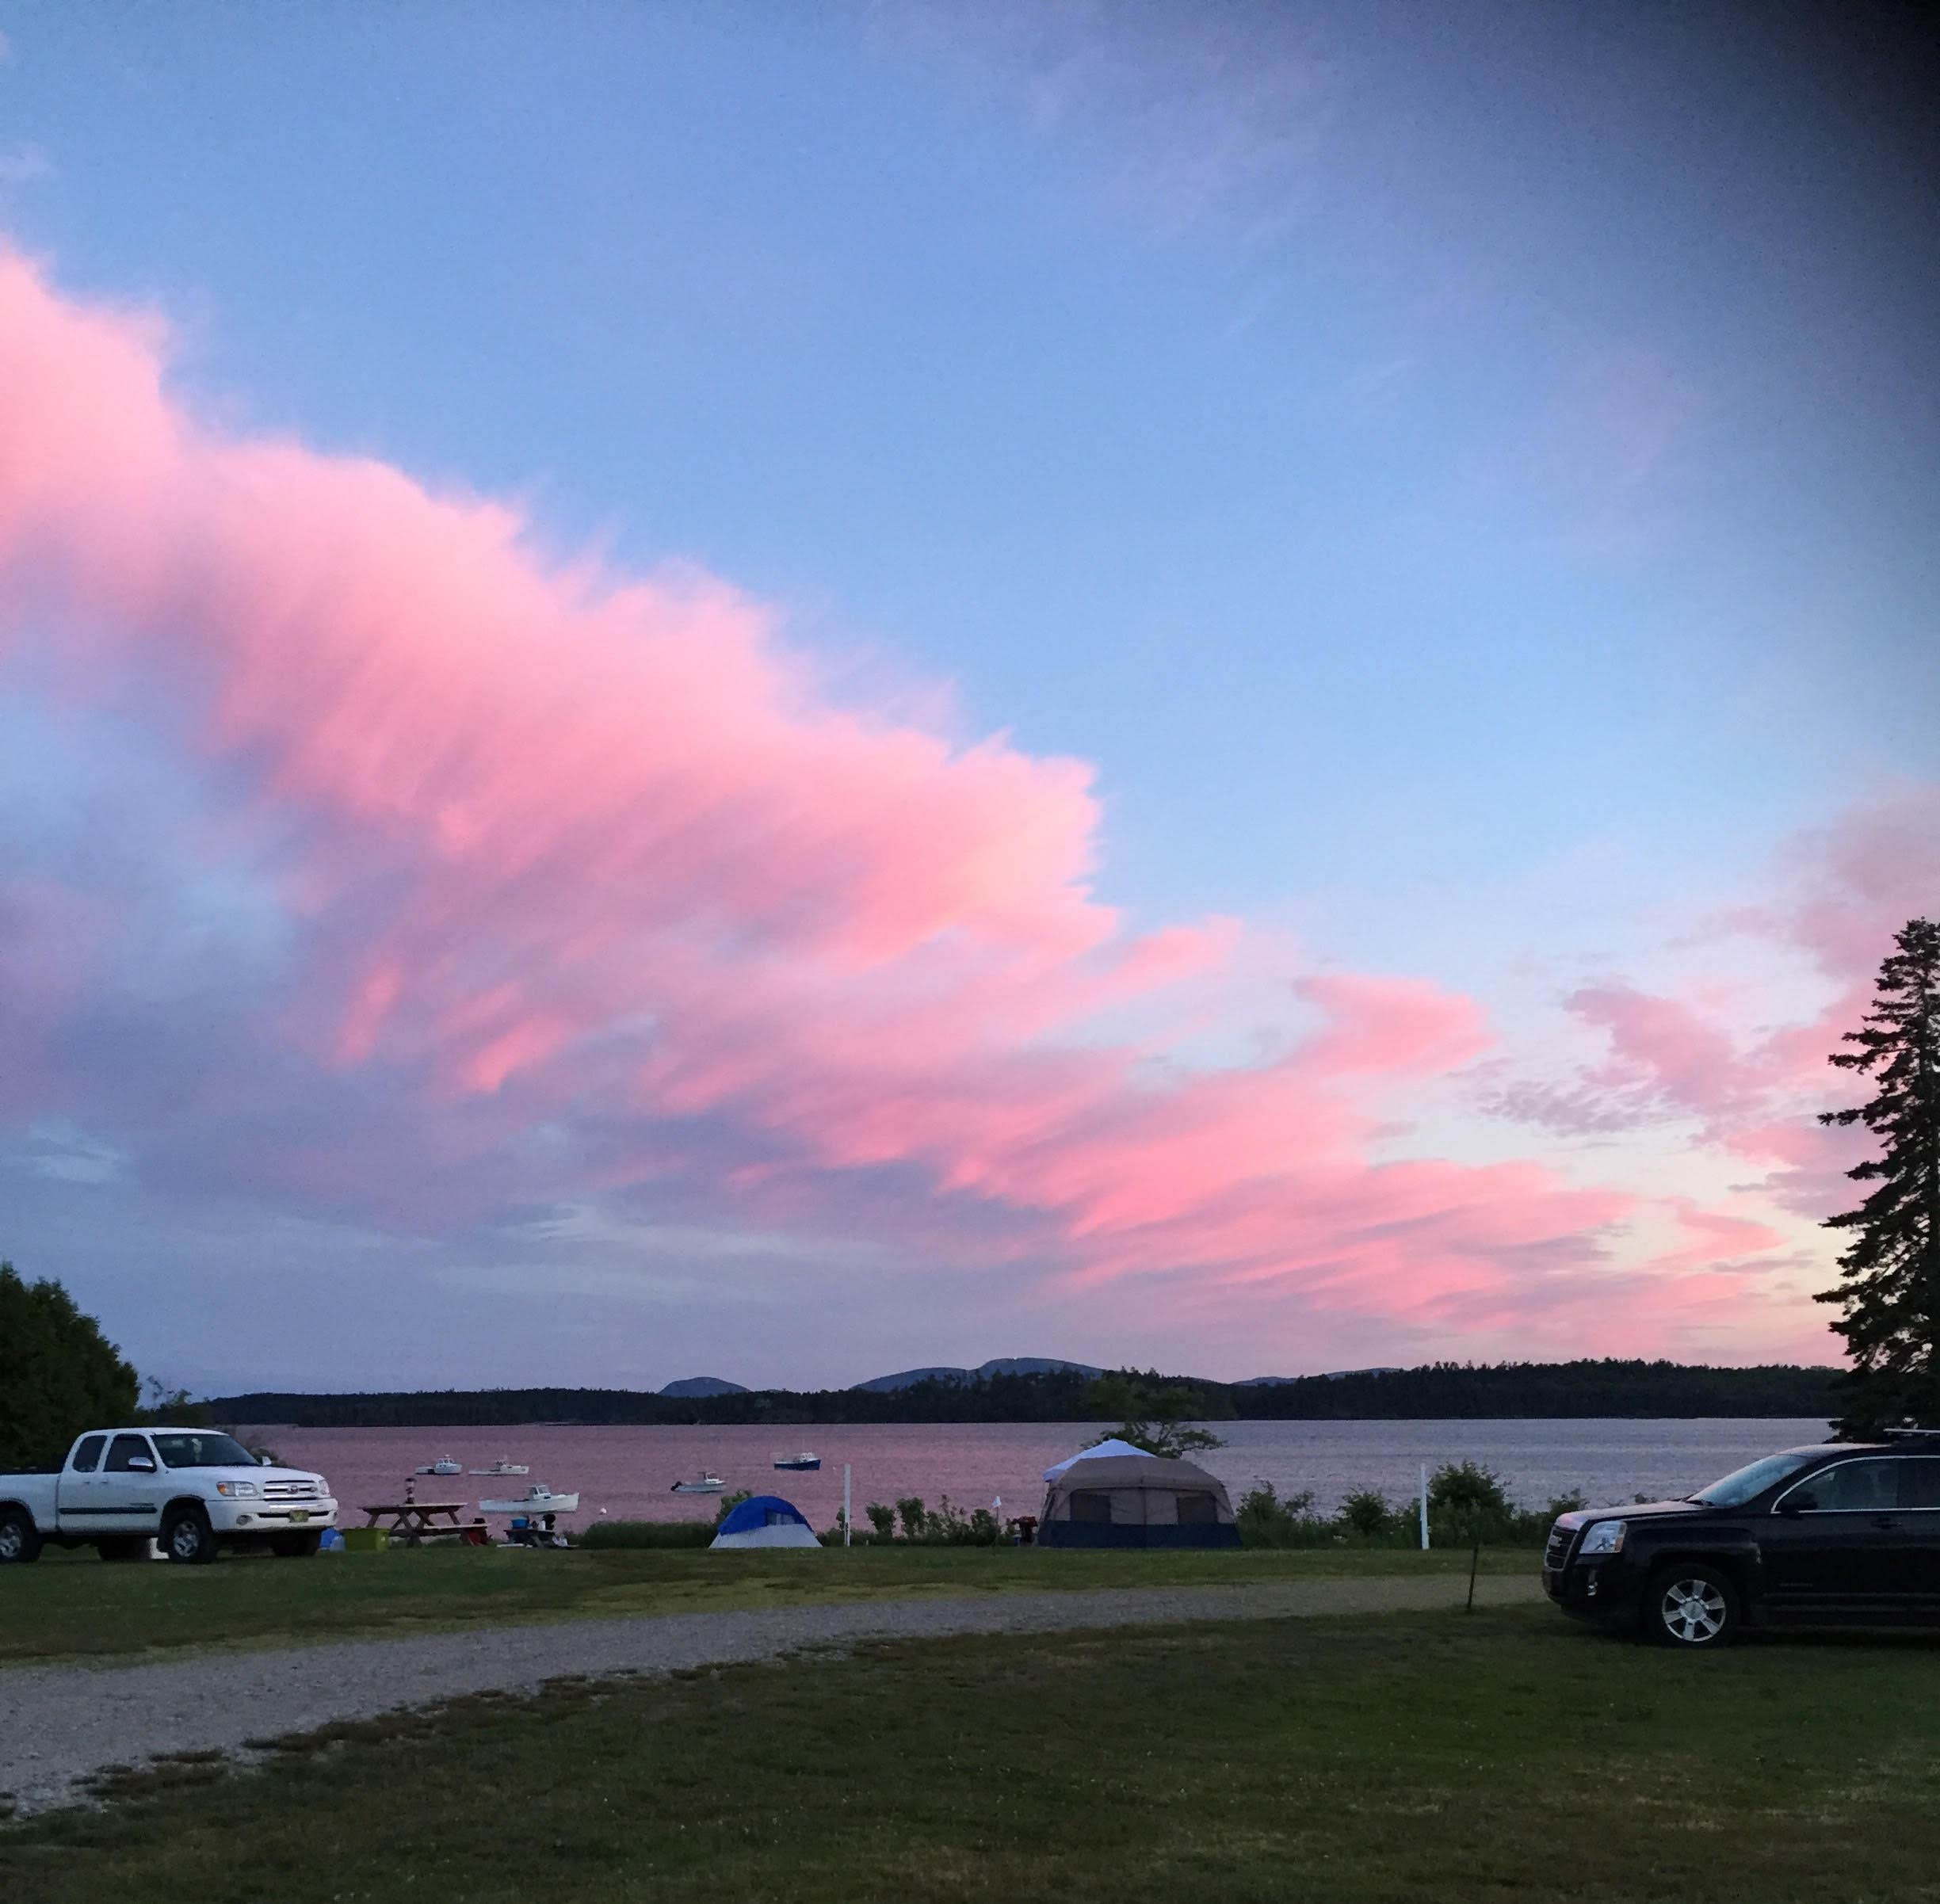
479;1484;581;1513
773;1452;821;1471
469;1460;530;1475
670;1474;725;1494
414;1458;464;1477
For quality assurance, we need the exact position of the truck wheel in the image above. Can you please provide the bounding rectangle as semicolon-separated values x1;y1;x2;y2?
97;1536;145;1563
1644;1563;1738;1647
162;1505;219;1566
0;1509;42;1564
271;1531;323;1559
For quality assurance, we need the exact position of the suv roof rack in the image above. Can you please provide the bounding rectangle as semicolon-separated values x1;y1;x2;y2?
1880;1427;1940;1439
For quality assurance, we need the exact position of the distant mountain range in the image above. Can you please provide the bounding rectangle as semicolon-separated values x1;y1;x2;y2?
205;1358;1842;1429
656;1360;1387;1394
854;1356;1106;1393
1237;1368;1403;1386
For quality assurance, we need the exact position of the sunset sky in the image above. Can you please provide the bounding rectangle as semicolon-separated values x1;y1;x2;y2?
1;5;1935;1395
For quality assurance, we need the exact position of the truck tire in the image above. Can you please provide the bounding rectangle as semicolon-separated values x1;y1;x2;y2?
271;1531;323;1559
0;1509;42;1564
1643;1563;1739;1648
97;1536;146;1563
162;1505;219;1565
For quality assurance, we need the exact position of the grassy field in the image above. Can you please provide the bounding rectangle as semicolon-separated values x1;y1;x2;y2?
10;1604;1940;1902
0;1543;1527;1664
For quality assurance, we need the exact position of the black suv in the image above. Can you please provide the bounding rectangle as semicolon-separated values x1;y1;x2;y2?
1543;1435;1940;1647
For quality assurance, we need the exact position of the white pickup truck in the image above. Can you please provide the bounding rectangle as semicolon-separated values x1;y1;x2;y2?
0;1428;338;1564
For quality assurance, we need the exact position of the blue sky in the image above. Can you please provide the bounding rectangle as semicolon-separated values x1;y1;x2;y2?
0;3;1934;1391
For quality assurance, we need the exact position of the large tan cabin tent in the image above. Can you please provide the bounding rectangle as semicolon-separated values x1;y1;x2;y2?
1037;1454;1240;1548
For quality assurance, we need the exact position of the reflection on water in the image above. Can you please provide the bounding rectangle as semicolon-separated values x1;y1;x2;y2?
244;1417;1834;1536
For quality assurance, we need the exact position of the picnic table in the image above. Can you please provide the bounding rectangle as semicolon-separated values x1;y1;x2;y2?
361;1501;468;1545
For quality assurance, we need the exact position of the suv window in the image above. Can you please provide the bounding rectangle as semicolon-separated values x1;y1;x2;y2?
1781;1458;1900;1513
69;1434;107;1474
1900;1459;1940;1510
104;1433;155;1473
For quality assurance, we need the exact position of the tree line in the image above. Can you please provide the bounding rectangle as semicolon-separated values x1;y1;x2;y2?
199;1357;1840;1430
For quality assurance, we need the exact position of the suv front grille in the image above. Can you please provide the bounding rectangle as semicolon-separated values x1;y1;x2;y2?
1544;1525;1574;1571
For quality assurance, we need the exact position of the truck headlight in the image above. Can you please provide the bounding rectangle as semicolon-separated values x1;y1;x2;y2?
1578;1519;1626;1555
216;1480;258;1498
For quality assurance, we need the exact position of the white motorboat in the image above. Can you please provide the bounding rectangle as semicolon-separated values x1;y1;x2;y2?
773;1452;821;1471
670;1474;725;1494
469;1460;530;1475
479;1483;581;1513
414;1458;464;1477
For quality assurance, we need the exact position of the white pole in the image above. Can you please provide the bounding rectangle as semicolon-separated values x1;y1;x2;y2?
842;1463;852;1547
1419;1463;1429;1550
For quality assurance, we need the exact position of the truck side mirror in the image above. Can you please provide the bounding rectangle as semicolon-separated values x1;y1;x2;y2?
127;1456;155;1473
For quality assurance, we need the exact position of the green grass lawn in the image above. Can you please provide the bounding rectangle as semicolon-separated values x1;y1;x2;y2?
0;1543;1529;1665
10;1604;1940;1902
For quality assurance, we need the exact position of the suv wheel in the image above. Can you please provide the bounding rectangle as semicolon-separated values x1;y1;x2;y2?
0;1509;42;1564
162;1505;219;1566
1645;1564;1737;1647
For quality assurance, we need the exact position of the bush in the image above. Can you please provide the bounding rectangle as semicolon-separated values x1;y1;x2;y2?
1427;1460;1510;1517
579;1519;716;1550
1339;1489;1393;1536
1235;1482;1319;1548
861;1494;1002;1546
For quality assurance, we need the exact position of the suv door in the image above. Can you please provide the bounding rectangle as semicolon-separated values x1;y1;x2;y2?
1762;1457;1919;1615
94;1433;165;1532
1899;1457;1940;1612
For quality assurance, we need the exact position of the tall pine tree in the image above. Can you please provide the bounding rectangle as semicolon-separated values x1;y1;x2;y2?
1816;918;1940;1434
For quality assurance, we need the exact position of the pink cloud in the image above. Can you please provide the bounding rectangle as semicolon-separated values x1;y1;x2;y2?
1489;782;1937;1244
0;243;1815;1358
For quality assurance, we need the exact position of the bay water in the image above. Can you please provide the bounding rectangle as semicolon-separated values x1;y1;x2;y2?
244;1417;1835;1537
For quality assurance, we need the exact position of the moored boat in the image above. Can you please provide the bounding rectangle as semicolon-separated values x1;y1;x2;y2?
414;1457;464;1477
479;1483;580;1513
773;1452;821;1471
670;1474;725;1494
469;1460;530;1475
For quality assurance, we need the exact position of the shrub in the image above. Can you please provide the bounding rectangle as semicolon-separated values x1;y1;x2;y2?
860;1494;1002;1545
1339;1488;1393;1536
579;1519;715;1550
713;1489;754;1525
1427;1461;1510;1517
1235;1482;1319;1547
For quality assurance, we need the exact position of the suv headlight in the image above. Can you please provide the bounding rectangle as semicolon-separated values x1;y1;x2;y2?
1578;1519;1626;1555
215;1480;258;1498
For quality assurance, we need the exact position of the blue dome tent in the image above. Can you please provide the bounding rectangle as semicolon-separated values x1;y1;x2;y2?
709;1494;822;1550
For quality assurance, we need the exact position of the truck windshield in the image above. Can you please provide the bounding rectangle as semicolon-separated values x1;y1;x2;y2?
151;1433;260;1470
1690;1451;1821;1507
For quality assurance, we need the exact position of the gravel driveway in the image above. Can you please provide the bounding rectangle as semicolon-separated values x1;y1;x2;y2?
1;1572;1541;1816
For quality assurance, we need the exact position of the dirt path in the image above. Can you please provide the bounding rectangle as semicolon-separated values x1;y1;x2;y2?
1;1572;1543;1815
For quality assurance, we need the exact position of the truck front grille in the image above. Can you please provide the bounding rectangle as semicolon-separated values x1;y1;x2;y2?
262;1480;319;1499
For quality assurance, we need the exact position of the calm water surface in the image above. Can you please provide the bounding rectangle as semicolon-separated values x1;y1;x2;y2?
242;1418;1835;1536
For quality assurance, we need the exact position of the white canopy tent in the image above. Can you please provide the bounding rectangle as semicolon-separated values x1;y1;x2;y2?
1041;1437;1159;1482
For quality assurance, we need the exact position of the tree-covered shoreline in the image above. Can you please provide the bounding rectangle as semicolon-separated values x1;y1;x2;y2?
206;1357;1838;1430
